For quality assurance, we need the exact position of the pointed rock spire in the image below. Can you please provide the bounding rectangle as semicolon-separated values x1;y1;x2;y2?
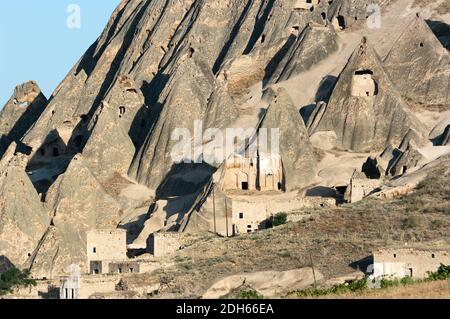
384;14;450;107
309;38;428;152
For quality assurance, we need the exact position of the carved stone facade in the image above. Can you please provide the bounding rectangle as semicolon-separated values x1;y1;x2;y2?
223;153;284;192
351;70;377;97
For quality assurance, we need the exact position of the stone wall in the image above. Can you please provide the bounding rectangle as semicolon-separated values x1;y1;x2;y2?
222;154;284;192
373;247;450;279
147;232;188;257
351;73;377;97
86;229;127;262
108;261;140;274
345;171;381;203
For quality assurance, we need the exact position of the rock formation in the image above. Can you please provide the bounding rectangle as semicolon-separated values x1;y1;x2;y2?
259;88;317;191
308;38;429;152
29;155;122;277
82;102;135;184
384;15;450;108
0;81;48;157
0;0;447;285
265;23;339;85
0;150;50;267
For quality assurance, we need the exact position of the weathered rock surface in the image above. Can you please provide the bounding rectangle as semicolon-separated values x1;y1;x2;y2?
29;155;122;277
384;15;450;108
265;24;339;84
259;88;317;191
202;267;323;298
0;152;50;267
0;0;446;284
82;102;135;183
0;81;47;157
308;38;429;152
129;54;216;192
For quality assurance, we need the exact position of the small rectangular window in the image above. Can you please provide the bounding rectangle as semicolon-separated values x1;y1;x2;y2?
93;247;96;253
239;213;244;219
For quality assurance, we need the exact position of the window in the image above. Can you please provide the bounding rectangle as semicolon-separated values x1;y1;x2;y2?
337;16;345;29
261;34;266;44
119;106;126;117
239;213;244;219
93;247;97;253
118;268;123;274
241;182;249;190
129;268;134;273
355;69;373;75
432;253;435;258
393;254;396;258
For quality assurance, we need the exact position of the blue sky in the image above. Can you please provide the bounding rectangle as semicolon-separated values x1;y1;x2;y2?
0;1;120;107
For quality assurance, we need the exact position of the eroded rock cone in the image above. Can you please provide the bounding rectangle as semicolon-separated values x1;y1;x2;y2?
259;88;317;191
384;15;450;108
0;81;47;157
29;155;122;277
308;38;428;152
0;151;50;267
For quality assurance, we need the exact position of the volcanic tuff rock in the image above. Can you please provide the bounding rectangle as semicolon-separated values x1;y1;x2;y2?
0;151;50;267
29;155;122;277
129;54;216;192
182;87;318;235
82;101;135;184
265;24;339;85
0;0;438;279
259;87;317;191
0;81;48;157
384;15;450;108
308;38;429;152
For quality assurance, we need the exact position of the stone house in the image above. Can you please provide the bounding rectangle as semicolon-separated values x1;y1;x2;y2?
231;200;271;234
351;69;377;97
373;246;450;279
344;170;381;203
86;229;128;275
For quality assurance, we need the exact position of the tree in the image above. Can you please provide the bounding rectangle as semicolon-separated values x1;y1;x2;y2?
271;212;288;227
0;267;37;295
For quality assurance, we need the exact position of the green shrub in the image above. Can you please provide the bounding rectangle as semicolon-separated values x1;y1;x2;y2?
272;212;288;227
427;264;450;281
293;277;368;297
379;277;400;289
238;290;264;299
0;267;37;295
